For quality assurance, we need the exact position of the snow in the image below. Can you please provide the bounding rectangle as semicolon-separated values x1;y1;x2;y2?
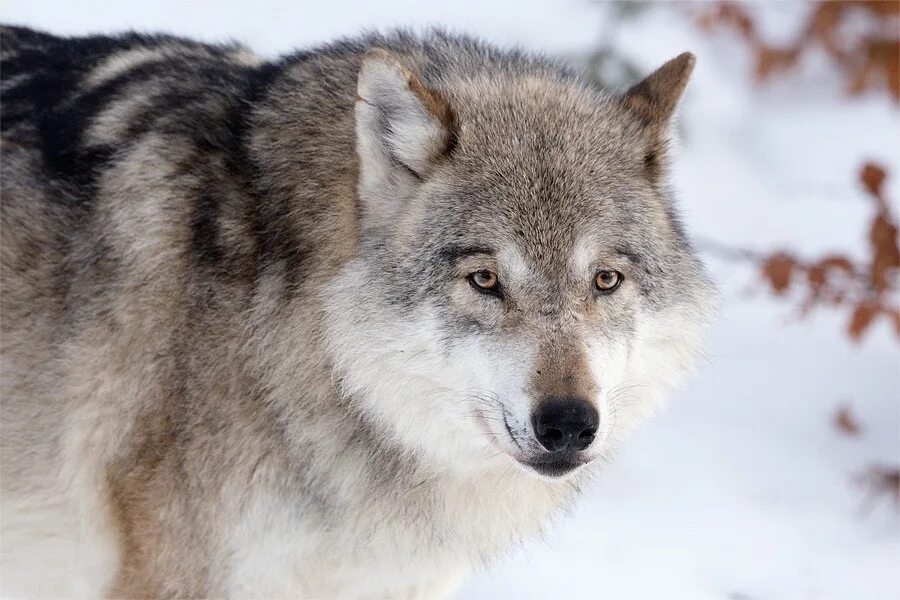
3;2;897;598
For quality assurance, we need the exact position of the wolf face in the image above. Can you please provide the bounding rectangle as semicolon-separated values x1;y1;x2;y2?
325;49;714;479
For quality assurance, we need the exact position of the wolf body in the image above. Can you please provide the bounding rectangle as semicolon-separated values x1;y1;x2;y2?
0;25;713;597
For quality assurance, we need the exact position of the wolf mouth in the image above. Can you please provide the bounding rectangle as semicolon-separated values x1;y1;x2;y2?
520;455;586;478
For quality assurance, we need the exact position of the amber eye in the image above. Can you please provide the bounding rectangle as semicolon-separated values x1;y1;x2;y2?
594;269;622;293
468;270;501;294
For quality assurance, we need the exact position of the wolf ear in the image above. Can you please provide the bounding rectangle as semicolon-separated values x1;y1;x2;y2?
355;49;455;222
622;52;695;125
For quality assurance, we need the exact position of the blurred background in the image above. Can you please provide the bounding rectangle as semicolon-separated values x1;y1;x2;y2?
3;2;897;598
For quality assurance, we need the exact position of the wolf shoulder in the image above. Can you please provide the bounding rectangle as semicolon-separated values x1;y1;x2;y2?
1;26;274;300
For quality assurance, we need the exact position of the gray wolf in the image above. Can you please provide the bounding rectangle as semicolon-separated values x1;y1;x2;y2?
0;25;714;598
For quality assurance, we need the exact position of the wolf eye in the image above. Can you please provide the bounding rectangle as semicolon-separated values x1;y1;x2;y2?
468;270;501;295
594;269;622;293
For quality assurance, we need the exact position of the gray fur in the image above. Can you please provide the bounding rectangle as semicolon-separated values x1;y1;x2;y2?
0;25;714;597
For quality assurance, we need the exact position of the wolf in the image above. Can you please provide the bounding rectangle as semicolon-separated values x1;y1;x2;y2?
0;24;714;598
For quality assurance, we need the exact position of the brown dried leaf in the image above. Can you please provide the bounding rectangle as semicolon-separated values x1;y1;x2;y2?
834;405;861;436
719;2;756;40
861;0;900;17
889;47;900;102
869;212;900;292
848;49;878;96
885;305;900;336
856;465;900;506
808;2;845;38
848;301;879;340
818;255;855;273
760;253;796;294
694;2;758;46
850;40;900;101
755;47;800;80
807;264;827;291
873;40;900;102
860;162;887;199
691;0;898;101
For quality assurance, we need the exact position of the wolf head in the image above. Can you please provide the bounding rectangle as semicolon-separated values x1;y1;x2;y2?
325;41;714;480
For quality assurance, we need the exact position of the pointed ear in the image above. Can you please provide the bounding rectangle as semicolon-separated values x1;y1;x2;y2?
354;49;455;223
622;52;695;125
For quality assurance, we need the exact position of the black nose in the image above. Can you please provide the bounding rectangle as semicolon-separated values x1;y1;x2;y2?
531;396;599;453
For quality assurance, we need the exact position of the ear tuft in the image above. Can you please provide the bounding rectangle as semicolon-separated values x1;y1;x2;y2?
356;48;455;177
622;52;695;125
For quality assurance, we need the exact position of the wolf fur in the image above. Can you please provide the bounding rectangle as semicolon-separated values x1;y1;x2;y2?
0;25;714;597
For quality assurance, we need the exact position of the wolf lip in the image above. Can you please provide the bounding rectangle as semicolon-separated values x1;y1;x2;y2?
520;454;585;478
502;413;524;452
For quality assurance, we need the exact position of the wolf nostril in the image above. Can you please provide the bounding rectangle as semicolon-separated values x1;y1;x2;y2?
531;396;599;453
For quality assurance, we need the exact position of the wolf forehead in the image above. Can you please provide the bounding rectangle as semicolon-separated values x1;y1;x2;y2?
354;42;702;299
373;59;686;259
436;74;657;193
450;75;651;174
410;88;683;277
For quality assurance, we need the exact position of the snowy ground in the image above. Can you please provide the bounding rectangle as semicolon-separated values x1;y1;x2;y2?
4;2;898;598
